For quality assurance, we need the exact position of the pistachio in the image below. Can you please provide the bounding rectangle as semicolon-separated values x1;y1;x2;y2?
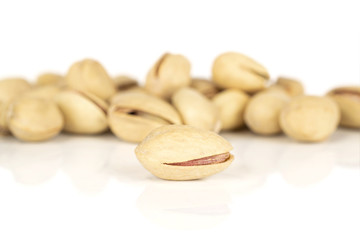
327;86;360;128
145;53;191;99
275;77;304;97
0;78;31;135
212;52;269;93
108;92;182;143
172;87;221;132
56;90;109;134
65;59;116;100
244;91;290;135
113;75;138;91
135;125;234;180
212;89;249;131
36;73;65;87
280;96;340;142
7;97;64;141
190;78;219;99
23;85;62;100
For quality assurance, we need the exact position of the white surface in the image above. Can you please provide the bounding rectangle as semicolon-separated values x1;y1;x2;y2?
0;129;359;240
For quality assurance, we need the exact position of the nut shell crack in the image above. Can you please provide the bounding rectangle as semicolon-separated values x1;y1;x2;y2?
164;152;230;166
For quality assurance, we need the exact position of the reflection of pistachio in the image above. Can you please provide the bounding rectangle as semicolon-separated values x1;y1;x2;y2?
172;87;220;132
7;97;64;142
145;53;191;99
65;59;116;100
212;89;249;131
0;78;31;135
327;86;360;128
212;52;269;93
108;92;182;143
56;90;108;134
280;96;340;142
190;78;219;99
36;73;65;87
113;75;138;91
135;125;234;180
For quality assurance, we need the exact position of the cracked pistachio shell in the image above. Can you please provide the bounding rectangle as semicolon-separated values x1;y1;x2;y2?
327;86;360;128
65;59;116;100
36;73;65;87
190;78;220;99
172;87;221;132
145;53;191;99
110;87;148;104
275;77;304;97
7;97;64;141
245;91;290;135
23;85;62;100
0;78;32;135
212;52;269;93
108;92;182;143
212;89;249;131
113;75;138;91
56;90;109;134
135;125;234;180
280;96;340;142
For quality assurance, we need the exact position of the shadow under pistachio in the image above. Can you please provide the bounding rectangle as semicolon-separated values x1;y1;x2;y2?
136;180;231;230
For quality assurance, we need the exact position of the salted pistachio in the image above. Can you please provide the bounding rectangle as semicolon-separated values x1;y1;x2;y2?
275;77;304;97
110;87;148;104
108;92;182;143
327;86;360;128
212;89;249;131
145;53;191;99
244;91;290;135
36;73;65;87
65;59;116;100
113;75;138;91
7;97;64;141
190;78;219;99
56;90;109;134
135;125;234;180
212;52;269;93
0;78;31;135
280;96;340;142
23;85;62;100
172;87;221;132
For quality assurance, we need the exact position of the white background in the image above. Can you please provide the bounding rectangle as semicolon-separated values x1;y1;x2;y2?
0;1;359;240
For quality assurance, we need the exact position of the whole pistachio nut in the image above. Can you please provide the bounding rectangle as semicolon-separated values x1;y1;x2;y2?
0;78;31;135
212;52;269;93
135;125;234;180
36;73;65;87
145;53;191;99
7;97;64;141
275;77;304;97
23;85;62;100
244;91;290;135
110;87;148;104
108;91;182;143
113;75;138;91
190;78;220;99
280;96;340;142
65;59;116;100
327;86;360;128
172;87;221;132
212;89;249;131
56;90;109;134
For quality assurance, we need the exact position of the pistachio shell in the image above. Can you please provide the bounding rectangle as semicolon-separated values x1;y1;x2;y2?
7;97;64;141
145;53;191;99
108;92;182;142
56;90;108;134
190;78;219;99
276;77;304;97
23;85;62;100
212;52;269;93
280;96;340;142
135;125;234;180
327;86;360;128
65;59;116;100
36;73;65;87
212;89;249;130
172;87;220;132
113;75;138;91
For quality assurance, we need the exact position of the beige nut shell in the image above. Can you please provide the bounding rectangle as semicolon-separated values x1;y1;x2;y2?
212;89;249;130
108;92;182;143
145;53;191;99
327;86;360;128
280;96;340;142
190;78;219;99
212;52;269;93
56;90;109;134
172;87;220;132
135;125;234;180
7;97;64;141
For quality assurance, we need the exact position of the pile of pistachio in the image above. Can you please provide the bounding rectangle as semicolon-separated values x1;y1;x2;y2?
0;52;359;180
